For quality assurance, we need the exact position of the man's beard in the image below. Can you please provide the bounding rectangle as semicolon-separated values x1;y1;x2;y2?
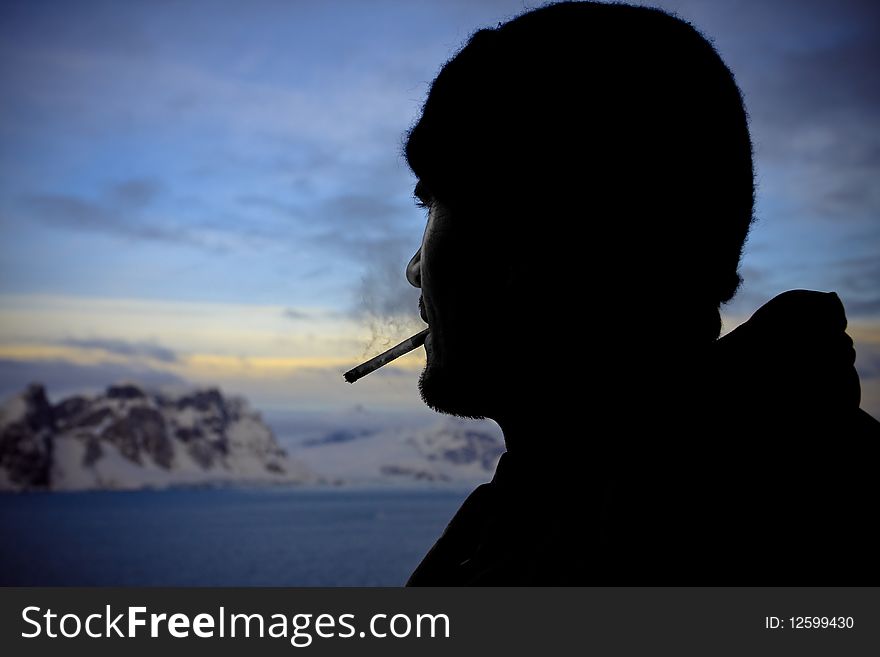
417;358;489;420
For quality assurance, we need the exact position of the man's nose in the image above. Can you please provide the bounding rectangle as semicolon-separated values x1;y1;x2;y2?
406;249;422;288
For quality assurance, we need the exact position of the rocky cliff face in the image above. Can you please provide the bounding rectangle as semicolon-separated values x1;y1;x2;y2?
0;384;55;490
0;383;316;491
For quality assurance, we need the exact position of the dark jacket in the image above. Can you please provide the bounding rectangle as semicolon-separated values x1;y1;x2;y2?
408;290;879;585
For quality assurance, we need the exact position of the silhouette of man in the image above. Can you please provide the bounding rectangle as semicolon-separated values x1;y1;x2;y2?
402;2;879;584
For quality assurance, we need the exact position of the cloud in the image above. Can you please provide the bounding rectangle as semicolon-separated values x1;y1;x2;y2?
280;306;352;323
108;177;161;209
18;192;205;247
282;308;312;320
0;1;434;314
847;298;880;318
832;255;880;318
237;194;298;216
857;349;880;380
59;337;179;363
0;358;186;403
719;1;880;223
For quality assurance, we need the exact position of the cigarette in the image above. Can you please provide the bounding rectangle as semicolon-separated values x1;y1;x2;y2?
344;328;430;383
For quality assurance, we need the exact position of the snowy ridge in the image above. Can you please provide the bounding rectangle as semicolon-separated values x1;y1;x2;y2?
296;416;505;486
0;383;317;491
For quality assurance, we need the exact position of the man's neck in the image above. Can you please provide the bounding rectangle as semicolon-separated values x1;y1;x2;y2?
490;337;713;458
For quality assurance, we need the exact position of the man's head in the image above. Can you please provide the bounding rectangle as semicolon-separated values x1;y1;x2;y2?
404;1;754;419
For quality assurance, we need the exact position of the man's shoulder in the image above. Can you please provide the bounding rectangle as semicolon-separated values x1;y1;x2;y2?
713;289;865;424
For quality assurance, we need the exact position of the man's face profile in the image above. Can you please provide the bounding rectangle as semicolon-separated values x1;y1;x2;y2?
406;186;510;420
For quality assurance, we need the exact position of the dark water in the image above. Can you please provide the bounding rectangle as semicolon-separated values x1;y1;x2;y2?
0;488;468;586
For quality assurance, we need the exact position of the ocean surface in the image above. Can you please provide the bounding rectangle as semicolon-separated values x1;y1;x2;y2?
0;487;469;586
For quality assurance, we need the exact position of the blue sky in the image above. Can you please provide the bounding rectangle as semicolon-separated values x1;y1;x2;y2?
0;0;878;416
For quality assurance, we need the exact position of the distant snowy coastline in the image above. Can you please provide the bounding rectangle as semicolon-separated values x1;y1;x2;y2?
1;383;506;492
285;408;505;487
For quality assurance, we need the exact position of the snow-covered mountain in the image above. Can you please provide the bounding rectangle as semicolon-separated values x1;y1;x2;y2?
0;383;317;491
294;415;506;487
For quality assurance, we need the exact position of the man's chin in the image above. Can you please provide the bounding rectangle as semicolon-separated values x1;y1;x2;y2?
417;363;487;420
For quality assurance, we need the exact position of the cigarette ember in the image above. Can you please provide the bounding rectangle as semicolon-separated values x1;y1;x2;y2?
344;328;430;383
